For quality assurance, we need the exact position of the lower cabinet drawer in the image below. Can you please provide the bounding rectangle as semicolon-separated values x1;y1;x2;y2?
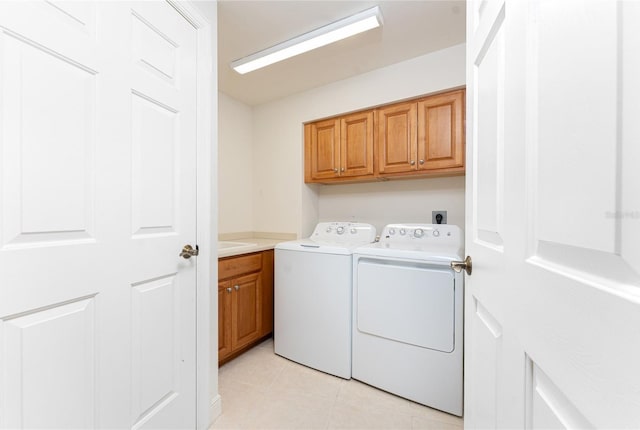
218;253;262;280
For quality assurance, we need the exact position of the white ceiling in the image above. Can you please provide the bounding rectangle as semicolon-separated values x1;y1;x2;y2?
217;1;466;106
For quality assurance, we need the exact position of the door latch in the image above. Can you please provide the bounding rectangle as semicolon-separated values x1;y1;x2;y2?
450;256;472;275
179;244;199;259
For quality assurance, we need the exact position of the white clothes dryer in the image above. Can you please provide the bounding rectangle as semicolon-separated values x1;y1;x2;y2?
274;222;376;379
352;223;464;416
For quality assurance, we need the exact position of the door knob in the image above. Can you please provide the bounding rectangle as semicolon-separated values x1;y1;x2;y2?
179;244;199;259
451;256;472;275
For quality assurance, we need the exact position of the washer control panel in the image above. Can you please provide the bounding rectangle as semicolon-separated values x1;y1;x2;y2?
312;222;376;245
379;223;461;248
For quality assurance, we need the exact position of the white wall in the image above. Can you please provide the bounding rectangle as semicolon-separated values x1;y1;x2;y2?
252;43;466;237
218;92;253;234
318;177;465;234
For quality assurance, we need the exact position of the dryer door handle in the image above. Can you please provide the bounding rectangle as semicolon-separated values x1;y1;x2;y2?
451;256;472;276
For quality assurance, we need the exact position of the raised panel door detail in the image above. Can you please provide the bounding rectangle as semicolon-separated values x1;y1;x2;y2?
473;7;505;250
1;297;96;429
466;296;503;429
3;1;98;62
418;90;465;171
534;2;617;254
131;275;180;427
231;272;262;351
218;281;232;361
131;92;177;237
132;11;177;86
1;32;96;248
308;119;340;180
621;3;640;277
526;358;592;429
44;1;96;38
527;1;639;292
377;102;417;174
341;111;374;177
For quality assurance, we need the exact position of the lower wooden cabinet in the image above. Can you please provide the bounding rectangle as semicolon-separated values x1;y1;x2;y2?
218;250;274;365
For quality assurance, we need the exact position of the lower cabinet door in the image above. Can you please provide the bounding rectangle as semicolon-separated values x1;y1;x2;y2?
261;250;274;336
218;280;233;361
231;272;262;350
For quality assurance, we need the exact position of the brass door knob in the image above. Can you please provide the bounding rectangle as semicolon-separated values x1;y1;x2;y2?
179;244;199;259
451;256;472;275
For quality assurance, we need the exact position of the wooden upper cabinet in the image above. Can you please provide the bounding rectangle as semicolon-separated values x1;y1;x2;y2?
341;111;374;177
376;101;418;174
304;88;465;183
417;89;465;172
305;111;374;183
305;118;340;181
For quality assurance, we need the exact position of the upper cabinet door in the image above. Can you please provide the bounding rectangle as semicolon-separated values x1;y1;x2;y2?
305;118;340;181
376;101;418;174
340;111;374;177
417;89;465;172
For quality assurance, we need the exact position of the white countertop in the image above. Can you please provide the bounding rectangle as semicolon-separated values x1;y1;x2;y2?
217;237;288;258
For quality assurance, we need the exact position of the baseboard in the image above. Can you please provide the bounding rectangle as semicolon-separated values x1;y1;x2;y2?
210;394;222;427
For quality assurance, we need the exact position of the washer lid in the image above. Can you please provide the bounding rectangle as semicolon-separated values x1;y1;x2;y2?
276;239;353;255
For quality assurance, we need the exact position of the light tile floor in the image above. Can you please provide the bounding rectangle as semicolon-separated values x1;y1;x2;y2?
211;338;463;430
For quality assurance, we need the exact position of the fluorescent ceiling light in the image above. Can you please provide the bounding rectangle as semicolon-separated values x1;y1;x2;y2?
231;6;383;75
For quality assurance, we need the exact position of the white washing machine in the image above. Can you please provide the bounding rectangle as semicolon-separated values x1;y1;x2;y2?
274;222;376;379
352;223;464;416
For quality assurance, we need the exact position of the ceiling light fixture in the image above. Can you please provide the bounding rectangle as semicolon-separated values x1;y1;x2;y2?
231;6;383;75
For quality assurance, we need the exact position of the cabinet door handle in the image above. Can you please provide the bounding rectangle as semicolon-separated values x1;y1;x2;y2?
340;167;345;172
410;160;415;166
333;168;338;173
419;159;424;165
234;285;240;291
226;287;232;293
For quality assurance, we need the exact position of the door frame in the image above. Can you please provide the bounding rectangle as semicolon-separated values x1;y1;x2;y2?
165;2;217;429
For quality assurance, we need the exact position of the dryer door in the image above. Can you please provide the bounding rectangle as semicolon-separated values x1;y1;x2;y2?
356;258;456;353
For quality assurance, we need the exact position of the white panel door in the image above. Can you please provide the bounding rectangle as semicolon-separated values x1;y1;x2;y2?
465;0;640;428
0;2;198;428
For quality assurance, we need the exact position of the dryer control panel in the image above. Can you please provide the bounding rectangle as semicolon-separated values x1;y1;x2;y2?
311;222;376;245
379;224;462;248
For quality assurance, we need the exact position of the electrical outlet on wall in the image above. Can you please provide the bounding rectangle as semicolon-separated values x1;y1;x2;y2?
432;210;447;224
